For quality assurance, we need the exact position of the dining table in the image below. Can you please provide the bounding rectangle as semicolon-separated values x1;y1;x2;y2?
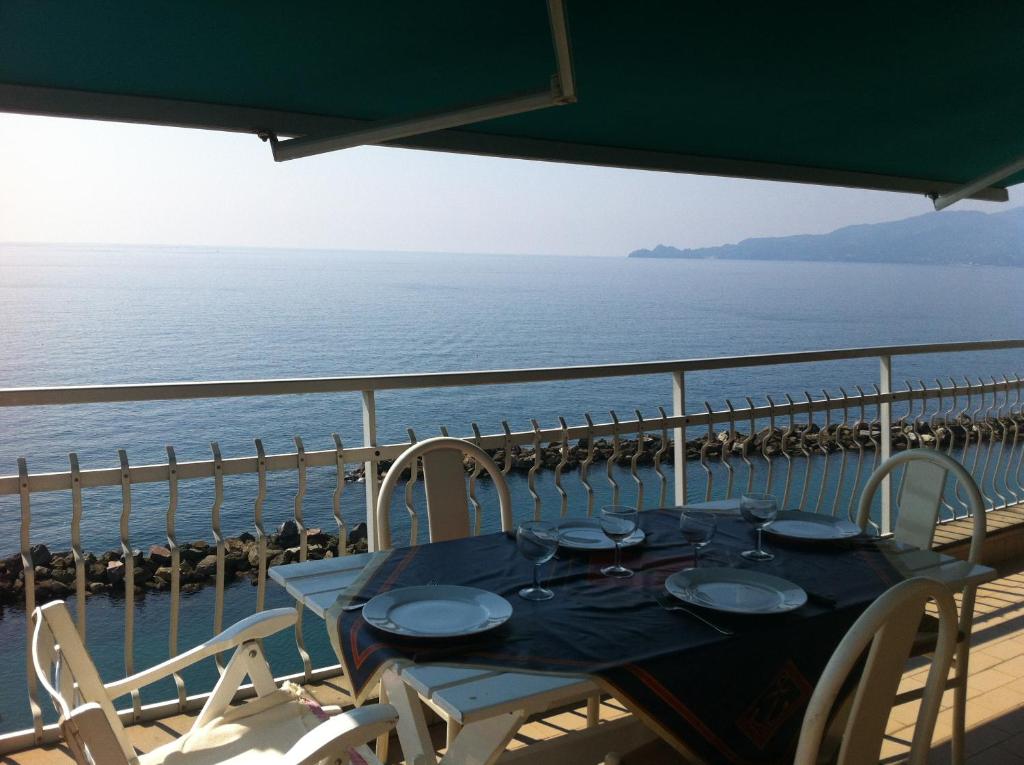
270;500;997;765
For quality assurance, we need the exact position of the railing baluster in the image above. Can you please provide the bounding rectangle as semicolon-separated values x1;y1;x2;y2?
878;355;893;534
117;449;141;719
165;446;186;708
990;377;1010;508
254;439;268;612
210;443;226;672
943;377;959;437
893;381;914;508
700;402;715;501
721;400;736;499
469;423;484;534
868;384;882;475
631;411;645;510
607;411;622;505
501;421;514;478
764;396;778;496
931;378;945;432
917;379;933;447
967;378;989;505
1006;374;1019;499
332;434;347;555
654;406;670;507
68;453;86;639
846;387;867;521
529;419;543;520
672;371;687;505
831;390;850;517
555;417;570;517
292;436;313;681
951;377;973;518
404;429;420;545
971;380;990;500
932;380;959;519
1009;375;1024;503
796;393;813;511
813;391;832;514
18;458;43;742
741;397;756;495
581;413;596;515
362;389;380;552
896;378;913;441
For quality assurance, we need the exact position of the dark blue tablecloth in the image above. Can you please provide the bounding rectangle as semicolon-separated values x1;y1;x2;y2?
333;510;900;764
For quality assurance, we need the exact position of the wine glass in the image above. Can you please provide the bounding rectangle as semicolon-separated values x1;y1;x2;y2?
740;493;778;561
679;510;716;568
599;505;638;578
516;520;559;600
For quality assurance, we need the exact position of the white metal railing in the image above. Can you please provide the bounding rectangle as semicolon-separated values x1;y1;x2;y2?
0;338;1022;752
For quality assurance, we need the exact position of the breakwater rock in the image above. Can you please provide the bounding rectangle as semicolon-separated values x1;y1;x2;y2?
0;522;369;608
364;415;1023;479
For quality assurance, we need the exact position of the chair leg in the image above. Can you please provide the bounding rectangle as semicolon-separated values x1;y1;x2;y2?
376;679;391;763
951;640;969;765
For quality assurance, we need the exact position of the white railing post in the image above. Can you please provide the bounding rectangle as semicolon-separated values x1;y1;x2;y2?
672;370;687;505
362;390;380;551
879;355;893;534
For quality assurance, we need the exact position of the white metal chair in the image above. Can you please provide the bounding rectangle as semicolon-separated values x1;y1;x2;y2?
33;601;397;765
855;449;986;765
376;436;513;549
376;438;609;756
794;577;958;765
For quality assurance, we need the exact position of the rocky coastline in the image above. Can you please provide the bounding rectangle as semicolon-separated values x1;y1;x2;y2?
3;415;1019;609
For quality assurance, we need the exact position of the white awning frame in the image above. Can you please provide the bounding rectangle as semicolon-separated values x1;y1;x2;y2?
265;0;576;162
932;153;1024;210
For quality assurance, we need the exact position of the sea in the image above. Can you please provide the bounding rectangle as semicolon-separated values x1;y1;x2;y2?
0;243;1022;732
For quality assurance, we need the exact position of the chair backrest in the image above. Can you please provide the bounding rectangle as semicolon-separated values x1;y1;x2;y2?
794;577;958;765
856;449;986;563
376;436;513;549
32;601;135;764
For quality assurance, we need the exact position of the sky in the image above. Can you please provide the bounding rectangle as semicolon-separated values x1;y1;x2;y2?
0;112;1020;258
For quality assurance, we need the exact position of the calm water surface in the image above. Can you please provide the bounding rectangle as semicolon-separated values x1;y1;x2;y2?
0;244;1021;731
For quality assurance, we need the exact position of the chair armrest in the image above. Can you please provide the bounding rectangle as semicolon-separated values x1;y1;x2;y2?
106;608;297;698
282;704;398;765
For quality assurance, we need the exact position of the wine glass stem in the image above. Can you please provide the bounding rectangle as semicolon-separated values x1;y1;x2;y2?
614;541;621;569
693;543;699;568
533;563;541;591
757;526;764;553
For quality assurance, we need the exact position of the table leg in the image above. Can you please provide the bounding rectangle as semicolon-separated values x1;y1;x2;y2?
586;695;601;727
446;718;463;749
440;710;527;765
382;669;439;765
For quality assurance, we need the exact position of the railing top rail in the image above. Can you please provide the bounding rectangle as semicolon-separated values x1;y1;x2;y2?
2;377;1022;497
1;339;1021;408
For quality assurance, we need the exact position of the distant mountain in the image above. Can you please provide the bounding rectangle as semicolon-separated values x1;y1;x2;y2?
628;206;1024;266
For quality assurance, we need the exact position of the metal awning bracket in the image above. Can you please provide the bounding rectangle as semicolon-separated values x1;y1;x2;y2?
266;0;576;162
931;153;1021;210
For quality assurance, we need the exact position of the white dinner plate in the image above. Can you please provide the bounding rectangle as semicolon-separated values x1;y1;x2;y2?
555;518;646;550
362;585;512;638
764;510;862;541
664;567;807;614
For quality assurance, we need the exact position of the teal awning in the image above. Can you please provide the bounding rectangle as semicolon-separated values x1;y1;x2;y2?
2;1;1023;201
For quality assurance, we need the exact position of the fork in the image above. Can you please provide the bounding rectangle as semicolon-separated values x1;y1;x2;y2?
654;592;734;635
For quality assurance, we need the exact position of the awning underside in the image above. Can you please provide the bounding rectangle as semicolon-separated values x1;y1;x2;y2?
2;1;1023;200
